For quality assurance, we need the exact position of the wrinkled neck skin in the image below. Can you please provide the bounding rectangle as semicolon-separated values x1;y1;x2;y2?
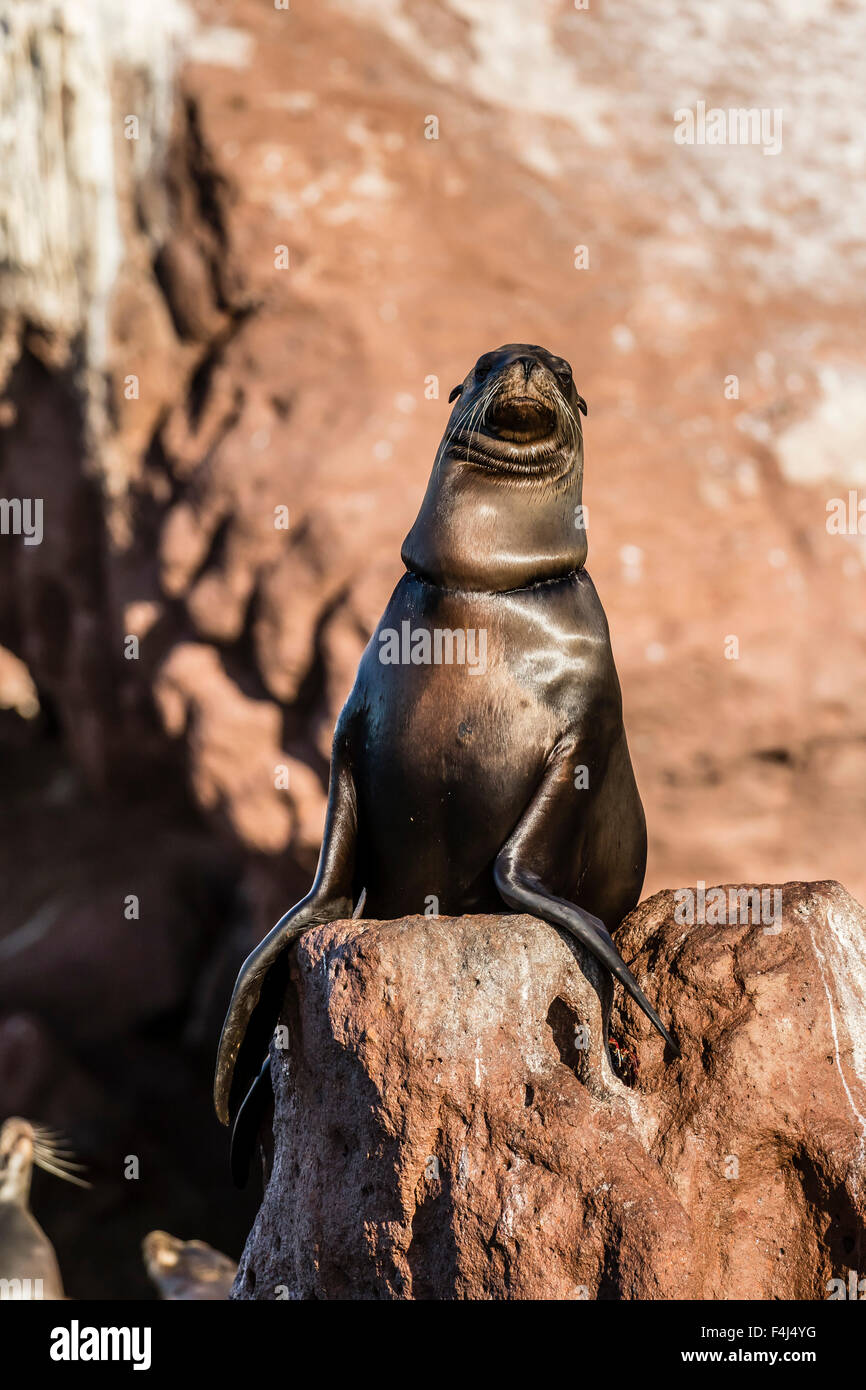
402;443;587;593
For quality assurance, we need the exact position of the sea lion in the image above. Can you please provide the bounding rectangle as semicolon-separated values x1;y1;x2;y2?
215;343;677;1175
142;1230;237;1300
0;1117;89;1299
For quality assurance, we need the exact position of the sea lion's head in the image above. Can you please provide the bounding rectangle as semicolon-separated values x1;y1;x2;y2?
0;1119;34;1205
0;1117;89;1205
143;1230;238;1300
443;343;586;479
403;344;589;590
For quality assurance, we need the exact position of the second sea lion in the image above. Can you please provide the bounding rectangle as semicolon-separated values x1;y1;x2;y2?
142;1230;237;1301
0;1117;89;1299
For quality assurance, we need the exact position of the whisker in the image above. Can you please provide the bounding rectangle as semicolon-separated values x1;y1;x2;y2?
550;381;581;450
34;1150;86;1171
30;1126;92;1189
464;380;498;459
438;389;488;460
33;1157;92;1189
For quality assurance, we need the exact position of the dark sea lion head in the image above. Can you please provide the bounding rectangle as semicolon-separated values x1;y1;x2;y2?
443;342;587;476
402;344;589;591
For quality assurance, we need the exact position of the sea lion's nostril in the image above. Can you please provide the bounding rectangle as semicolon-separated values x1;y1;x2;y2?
516;356;535;383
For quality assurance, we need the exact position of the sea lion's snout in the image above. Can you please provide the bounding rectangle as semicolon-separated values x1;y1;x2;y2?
443;344;584;477
488;390;557;441
485;354;559;440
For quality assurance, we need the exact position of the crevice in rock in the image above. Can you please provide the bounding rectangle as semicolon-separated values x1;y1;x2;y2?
791;1146;864;1289
597;1248;623;1301
406;1174;459;1300
546;995;589;1083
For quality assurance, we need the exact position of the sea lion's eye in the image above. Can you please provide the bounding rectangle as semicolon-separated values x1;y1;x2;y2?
475;358;493;381
555;363;573;384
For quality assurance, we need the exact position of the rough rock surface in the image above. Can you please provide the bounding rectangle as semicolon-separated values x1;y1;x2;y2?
235;882;866;1300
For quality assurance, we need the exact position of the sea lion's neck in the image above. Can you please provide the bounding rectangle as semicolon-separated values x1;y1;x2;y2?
0;1169;31;1207
401;454;587;592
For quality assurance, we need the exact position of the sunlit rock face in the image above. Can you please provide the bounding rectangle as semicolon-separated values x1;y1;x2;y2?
234;882;866;1300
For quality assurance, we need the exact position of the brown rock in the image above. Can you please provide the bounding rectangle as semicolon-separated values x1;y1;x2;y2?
233;912;696;1300
153;643;295;853
613;879;866;1300
152;235;228;345
234;882;866;1300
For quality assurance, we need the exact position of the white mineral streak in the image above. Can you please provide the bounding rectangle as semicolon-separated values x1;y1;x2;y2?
808;903;866;1179
0;0;194;365
338;0;612;147
775;368;866;489
339;0;866;297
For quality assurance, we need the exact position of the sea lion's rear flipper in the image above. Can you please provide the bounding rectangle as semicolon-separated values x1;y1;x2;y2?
493;746;678;1056
495;858;678;1054
213;749;359;1127
230;1058;273;1189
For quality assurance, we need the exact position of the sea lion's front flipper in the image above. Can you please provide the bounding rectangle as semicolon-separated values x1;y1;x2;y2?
213;749;358;1125
493;746;678;1056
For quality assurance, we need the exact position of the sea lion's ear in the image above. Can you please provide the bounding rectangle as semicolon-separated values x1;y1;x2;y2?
576;394;588;417
448;385;463;403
